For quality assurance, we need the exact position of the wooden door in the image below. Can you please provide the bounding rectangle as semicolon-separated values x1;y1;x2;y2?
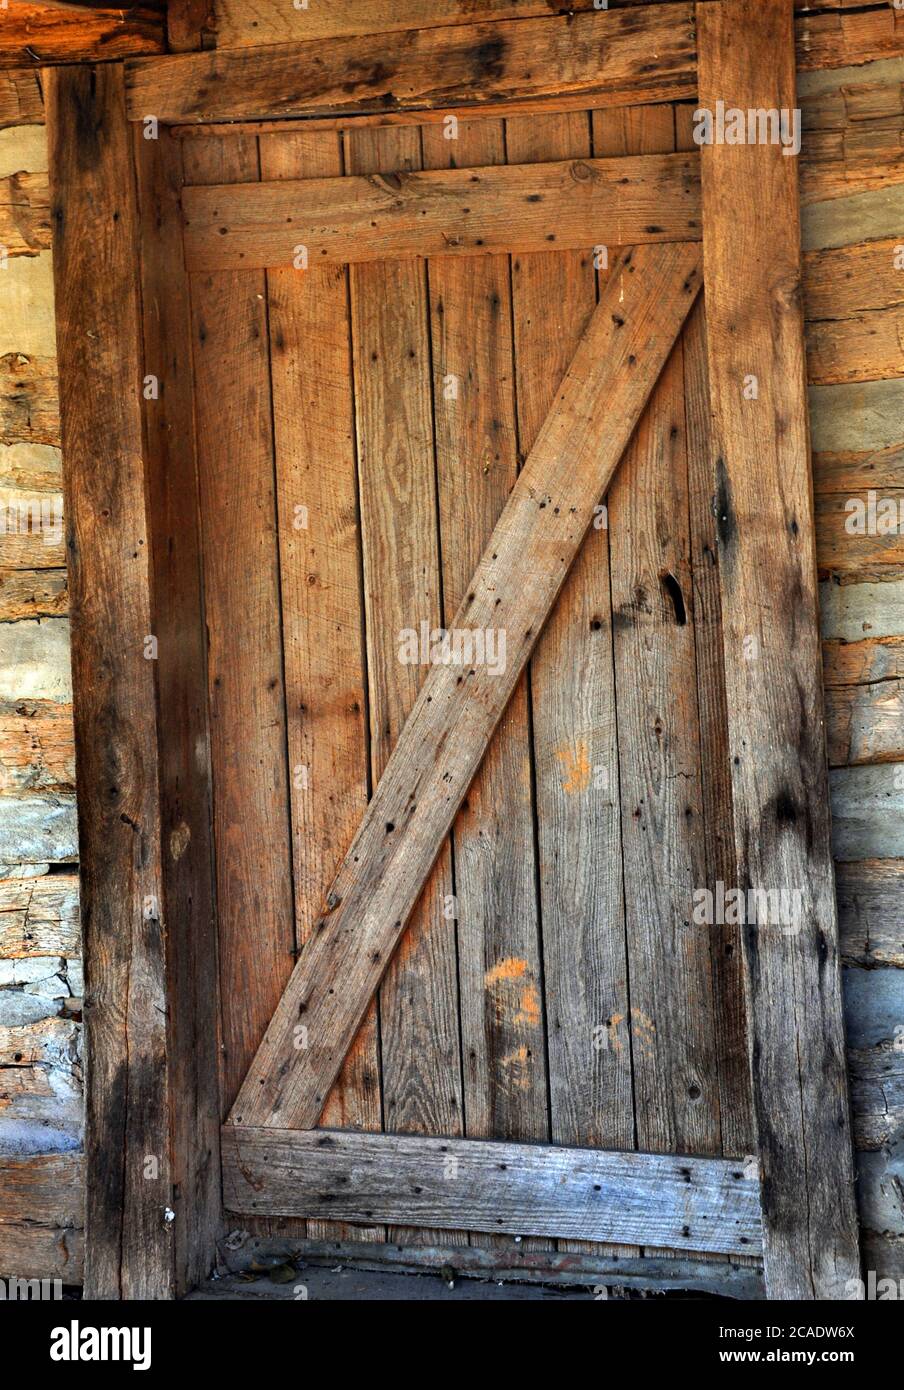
46;0;861;1301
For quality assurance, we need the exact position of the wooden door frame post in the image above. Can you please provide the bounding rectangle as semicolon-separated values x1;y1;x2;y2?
46;62;220;1299
697;0;861;1299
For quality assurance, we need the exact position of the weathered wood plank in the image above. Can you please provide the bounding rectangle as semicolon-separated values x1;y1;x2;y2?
230;239;701;1132
183;134;296;1117
816;491;904;572
0;1153;83;1282
0;871;79;958
798;56;904;132
0;354;59;447
345;126;464;1248
826;678;904;766
182;153;701;272
213;0;605;49
222;1127;762;1256
0;701;74;792
800;118;904;207
795;7;904;73
506;107;631;1264
133;121;221;1296
698;0;860;1299
0;70;44;128
0;567;67;621
0;169;50;256
125;7;698;123
815;444;904;495
424;116;548;1255
836;861;904;969
45;62;170;1299
831;763;904;860
600;103;721;1166
820;576;904;641
0;5;164;69
804;238;904;322
806;308;904;385
675;102;754;1163
258;127;377;1247
824;635;904;686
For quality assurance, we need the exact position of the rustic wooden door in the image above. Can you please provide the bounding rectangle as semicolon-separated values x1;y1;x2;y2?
46;0;861;1301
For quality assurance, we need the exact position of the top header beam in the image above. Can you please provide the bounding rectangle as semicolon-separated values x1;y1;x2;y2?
126;5;698;123
127;3;903;125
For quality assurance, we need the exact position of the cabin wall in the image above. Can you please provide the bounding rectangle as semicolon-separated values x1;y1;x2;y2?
0;38;902;1288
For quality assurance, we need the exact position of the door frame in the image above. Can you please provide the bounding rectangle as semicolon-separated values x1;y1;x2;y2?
46;0;860;1300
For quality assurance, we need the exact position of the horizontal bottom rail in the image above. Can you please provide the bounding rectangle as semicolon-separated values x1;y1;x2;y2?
222;1126;762;1258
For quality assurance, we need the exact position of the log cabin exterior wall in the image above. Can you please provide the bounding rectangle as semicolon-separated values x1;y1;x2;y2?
0;7;901;1291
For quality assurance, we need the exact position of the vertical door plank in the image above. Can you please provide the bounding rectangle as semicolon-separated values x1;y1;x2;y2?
133;124;221;1294
675;106;755;1159
421;117;550;1253
345;125;466;1246
594;104;723;1166
698;0;860;1298
46;61;172;1300
258;128;381;1246
505;110;633;1260
183;135;296;1116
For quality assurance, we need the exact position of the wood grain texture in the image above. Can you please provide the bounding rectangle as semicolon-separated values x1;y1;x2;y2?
505;109;631;1267
133;124;220;1296
125;7;698;123
222;1126;762;1256
824;634;904;686
423;116;548;1254
806;307;904;385
259;127;379;1247
0;700;73;792
345;127;464;1249
598;104;721;1165
230;239;701;1132
836;861;904;969
698;0;860;1300
795;6;904;73
0;169;50;257
0;69;44;128
0;870;79;958
0;354;59;447
0;1152;83;1282
0;568;67;621
184;134;296;1117
831;763;904;860
680;295;755;1160
0;5;164;69
213;0;605;49
804;239;904;322
826;680;904;766
45;63;171;1299
182;153;701;271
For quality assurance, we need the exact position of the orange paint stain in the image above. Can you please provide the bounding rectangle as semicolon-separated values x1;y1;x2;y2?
556;739;591;794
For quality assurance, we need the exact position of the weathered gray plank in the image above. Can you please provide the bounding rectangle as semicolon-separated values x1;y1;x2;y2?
222;1126;762;1257
698;0;860;1300
216;1230;765;1299
831;764;904;860
230;240;702;1132
0;793;76;863
836;861;904;969
820;577;904;641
